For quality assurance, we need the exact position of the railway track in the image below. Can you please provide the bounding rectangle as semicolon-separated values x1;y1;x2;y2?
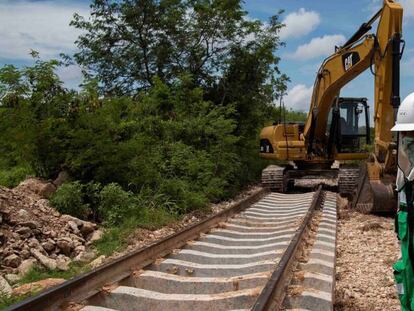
7;186;337;311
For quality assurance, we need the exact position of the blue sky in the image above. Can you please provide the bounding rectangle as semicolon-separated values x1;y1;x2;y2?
1;0;413;111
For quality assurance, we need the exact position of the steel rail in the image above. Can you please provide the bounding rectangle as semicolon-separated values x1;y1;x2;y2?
251;185;324;311
5;189;266;311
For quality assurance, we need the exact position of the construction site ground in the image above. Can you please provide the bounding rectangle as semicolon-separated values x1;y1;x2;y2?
335;196;400;310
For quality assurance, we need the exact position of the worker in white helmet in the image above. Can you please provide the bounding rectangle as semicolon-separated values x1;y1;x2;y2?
391;92;414;310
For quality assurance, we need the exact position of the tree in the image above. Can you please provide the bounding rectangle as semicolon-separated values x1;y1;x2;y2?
71;0;283;97
70;0;288;190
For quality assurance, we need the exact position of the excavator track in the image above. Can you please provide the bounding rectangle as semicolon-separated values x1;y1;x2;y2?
261;165;286;192
338;167;360;197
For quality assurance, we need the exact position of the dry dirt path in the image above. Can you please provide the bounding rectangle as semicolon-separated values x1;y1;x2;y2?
335;197;400;310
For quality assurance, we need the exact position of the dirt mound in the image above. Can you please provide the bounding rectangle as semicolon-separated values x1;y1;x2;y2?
0;178;101;282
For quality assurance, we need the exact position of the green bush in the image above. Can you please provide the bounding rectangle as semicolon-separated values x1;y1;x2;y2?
0;165;33;188
98;183;135;226
49;181;89;219
94;206;176;256
0;58;290;218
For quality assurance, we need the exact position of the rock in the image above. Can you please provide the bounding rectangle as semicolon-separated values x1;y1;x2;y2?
360;222;384;232
56;258;69;271
72;240;82;248
40;183;57;198
28;238;41;250
89;255;106;269
31;249;57;270
56;254;71;262
4;273;21;284
74;250;96;263
56;238;73;256
4;254;21;268
0;275;12;297
53;171;70;187
69;233;85;243
18;221;39;229
68;221;80;234
16;226;32;238
32;228;41;235
17;209;30;220
20;249;30;260
42;240;55;253
0;210;9;223
60;214;83;227
74;245;85;255
0;232;6;244
18;258;37;276
87;230;103;244
80;221;95;236
12;278;65;296
0;178;100;278
11;232;20;240
15;178;56;199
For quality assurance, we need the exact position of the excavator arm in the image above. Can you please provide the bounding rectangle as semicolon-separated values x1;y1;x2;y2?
373;0;403;169
304;35;377;156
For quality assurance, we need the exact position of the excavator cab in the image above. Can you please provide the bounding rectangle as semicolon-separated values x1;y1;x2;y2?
337;98;371;152
327;97;371;156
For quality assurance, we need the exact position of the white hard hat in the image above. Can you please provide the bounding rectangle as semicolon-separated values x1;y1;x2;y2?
391;92;414;131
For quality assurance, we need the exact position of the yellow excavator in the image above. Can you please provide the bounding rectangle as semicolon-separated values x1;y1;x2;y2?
260;0;405;213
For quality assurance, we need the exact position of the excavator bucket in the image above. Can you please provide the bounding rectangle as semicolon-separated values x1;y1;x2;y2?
351;163;397;213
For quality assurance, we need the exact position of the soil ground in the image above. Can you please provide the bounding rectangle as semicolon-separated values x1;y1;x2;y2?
335;196;400;310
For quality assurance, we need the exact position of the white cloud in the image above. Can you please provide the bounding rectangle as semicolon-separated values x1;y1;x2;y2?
402;56;414;77
370;0;414;19
0;1;89;61
55;64;83;89
279;8;320;40
287;34;346;60
400;0;414;19
284;84;313;111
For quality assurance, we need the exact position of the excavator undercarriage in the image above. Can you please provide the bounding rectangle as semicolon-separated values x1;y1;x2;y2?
261;162;396;213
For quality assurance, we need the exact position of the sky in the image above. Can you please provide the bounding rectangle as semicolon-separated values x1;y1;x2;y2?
0;0;413;112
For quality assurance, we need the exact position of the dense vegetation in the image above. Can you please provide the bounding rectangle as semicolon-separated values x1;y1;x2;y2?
0;0;306;244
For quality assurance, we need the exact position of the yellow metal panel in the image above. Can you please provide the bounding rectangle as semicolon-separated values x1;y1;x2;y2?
304;36;376;140
374;0;402;158
335;153;369;160
276;141;305;148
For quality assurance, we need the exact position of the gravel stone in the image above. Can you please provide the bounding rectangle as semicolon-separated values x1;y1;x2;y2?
18;258;37;276
0;179;100;275
67;221;80;234
89;255;106;269
0;275;12;297
31;249;57;270
56;239;73;256
87;229;103;244
4;254;21;268
4;273;21;284
335;195;400;311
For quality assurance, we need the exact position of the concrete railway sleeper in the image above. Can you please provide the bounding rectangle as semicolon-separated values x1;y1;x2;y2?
6;186;337;311
282;191;337;311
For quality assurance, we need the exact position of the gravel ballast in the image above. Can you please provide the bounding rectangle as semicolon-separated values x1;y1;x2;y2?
335;196;400;310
